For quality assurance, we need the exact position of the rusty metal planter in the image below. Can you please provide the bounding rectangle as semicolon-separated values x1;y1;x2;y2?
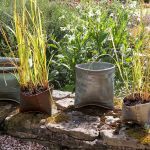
75;62;115;109
20;88;52;115
0;57;20;103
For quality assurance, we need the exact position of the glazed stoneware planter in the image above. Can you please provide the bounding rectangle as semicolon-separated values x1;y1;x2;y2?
0;57;20;103
122;93;150;125
75;62;115;109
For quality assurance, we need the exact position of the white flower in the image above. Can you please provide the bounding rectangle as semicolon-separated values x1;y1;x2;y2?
96;17;100;23
127;48;132;52
129;1;137;8
121;5;125;9
95;9;101;16
88;10;94;17
76;5;81;10
68;34;75;42
110;13;114;17
59;15;65;20
134;52;146;57
128;22;131;26
82;25;87;32
66;24;71;30
60;27;67;31
137;17;141;22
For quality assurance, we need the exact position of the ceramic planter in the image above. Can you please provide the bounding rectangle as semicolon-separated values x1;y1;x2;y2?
75;62;115;109
20;88;53;115
0;57;20;103
122;93;150;125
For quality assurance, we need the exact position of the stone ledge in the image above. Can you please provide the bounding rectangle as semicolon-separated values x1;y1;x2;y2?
0;90;150;150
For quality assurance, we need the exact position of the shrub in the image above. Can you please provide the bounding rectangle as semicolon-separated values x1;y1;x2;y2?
53;1;133;91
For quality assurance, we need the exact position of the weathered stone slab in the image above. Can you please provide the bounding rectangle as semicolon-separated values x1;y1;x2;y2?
55;98;74;110
100;129;150;149
46;111;100;141
52;90;72;100
0;101;18;126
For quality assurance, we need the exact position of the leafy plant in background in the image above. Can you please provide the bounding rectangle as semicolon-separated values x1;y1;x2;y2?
54;0;133;91
111;4;150;97
1;0;149;94
0;0;16;56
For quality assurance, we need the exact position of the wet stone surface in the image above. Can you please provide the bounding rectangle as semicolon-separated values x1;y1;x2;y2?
0;90;150;150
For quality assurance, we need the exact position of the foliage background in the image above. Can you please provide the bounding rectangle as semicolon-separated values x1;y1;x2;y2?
0;0;149;95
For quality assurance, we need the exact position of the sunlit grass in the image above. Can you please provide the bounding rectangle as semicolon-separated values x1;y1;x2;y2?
2;0;50;93
126;127;150;144
111;3;150;98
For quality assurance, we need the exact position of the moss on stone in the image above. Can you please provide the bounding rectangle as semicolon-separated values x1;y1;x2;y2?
0;109;7;117
126;127;150;144
5;110;33;130
46;113;70;124
114;98;122;109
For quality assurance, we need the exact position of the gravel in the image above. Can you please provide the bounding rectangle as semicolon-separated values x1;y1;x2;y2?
0;135;49;150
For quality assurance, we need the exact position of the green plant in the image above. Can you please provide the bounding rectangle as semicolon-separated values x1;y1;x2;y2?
2;0;50;94
0;0;16;56
111;5;150;97
54;0;133;91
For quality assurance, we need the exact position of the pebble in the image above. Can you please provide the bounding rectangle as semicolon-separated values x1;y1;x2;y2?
0;135;49;150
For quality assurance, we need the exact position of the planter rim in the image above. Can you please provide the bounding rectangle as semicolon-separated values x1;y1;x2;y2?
0;57;19;63
0;57;19;73
0;67;18;73
20;86;53;97
76;62;115;72
123;92;150;107
123;101;150;108
0;98;20;104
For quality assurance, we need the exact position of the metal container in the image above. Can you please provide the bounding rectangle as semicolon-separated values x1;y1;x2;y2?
122;94;150;124
0;57;20;103
75;62;115;109
20;88;52;115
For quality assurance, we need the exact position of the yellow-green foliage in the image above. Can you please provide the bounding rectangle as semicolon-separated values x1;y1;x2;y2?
110;1;150;97
3;0;49;92
127;127;150;144
114;98;123;109
46;113;70;124
15;0;48;90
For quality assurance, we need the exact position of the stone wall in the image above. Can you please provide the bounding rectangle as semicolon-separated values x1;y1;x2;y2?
0;90;149;150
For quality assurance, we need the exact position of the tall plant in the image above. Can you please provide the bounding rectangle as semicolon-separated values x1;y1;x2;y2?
111;6;150;97
3;0;49;94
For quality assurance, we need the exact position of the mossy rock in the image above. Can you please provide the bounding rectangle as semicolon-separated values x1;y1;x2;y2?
114;98;122;109
5;111;48;131
126;127;150;145
46;113;70;124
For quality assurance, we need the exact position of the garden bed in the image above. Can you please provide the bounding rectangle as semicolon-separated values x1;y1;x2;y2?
0;90;150;150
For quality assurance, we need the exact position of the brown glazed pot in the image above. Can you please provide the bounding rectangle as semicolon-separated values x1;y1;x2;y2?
20;88;53;115
122;93;150;125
